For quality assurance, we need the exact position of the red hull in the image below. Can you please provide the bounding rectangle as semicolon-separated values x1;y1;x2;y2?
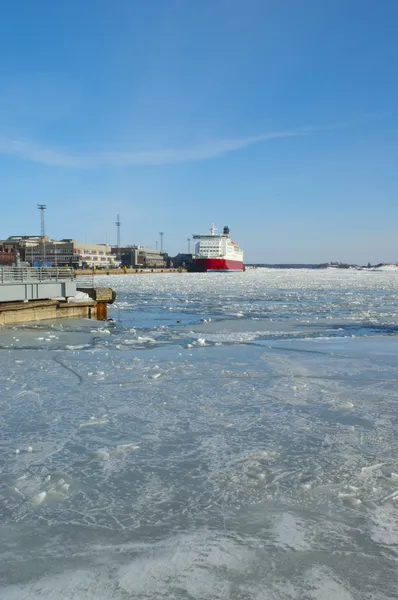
192;258;244;272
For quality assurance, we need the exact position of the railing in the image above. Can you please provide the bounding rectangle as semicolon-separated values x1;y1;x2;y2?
0;267;74;284
75;274;95;289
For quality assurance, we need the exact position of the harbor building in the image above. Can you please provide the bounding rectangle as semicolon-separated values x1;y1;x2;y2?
0;236;43;265
29;240;118;268
169;253;193;269
0;236;118;268
116;246;166;268
0;240;19;266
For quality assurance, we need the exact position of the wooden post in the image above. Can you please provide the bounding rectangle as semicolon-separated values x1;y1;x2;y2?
96;301;107;320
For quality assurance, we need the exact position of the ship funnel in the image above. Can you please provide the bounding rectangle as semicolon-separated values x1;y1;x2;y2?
223;225;230;236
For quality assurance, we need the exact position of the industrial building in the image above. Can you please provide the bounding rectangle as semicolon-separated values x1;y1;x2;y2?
117;246;166;268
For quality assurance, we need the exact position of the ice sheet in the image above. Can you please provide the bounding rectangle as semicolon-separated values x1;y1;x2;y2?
1;269;397;598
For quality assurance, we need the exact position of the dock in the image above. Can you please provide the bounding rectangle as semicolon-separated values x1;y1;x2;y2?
74;267;186;275
0;267;114;325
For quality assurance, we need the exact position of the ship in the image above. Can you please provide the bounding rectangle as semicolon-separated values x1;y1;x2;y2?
191;224;244;272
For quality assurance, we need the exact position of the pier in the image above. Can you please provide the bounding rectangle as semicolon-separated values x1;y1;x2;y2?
0;266;76;302
0;267;114;325
74;267;186;275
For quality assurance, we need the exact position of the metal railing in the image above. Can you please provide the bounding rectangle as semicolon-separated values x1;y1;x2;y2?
0;266;74;284
75;274;95;289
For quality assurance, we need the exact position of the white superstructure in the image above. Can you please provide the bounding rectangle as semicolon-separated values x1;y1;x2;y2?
193;224;244;261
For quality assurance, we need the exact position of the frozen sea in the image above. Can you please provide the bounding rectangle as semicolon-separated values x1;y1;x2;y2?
1;268;398;599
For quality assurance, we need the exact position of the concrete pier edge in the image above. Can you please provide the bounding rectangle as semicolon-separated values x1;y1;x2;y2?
0;287;115;325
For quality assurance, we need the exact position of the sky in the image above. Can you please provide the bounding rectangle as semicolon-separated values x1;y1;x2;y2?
0;0;397;264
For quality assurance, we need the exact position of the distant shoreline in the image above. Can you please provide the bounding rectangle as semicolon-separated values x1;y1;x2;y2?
245;263;398;270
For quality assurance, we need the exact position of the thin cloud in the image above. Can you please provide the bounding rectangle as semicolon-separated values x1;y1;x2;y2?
0;125;330;168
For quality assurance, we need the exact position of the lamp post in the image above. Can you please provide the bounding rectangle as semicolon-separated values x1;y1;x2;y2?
37;204;47;265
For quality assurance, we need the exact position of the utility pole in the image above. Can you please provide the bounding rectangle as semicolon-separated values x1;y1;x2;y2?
159;231;164;253
187;237;191;254
115;214;121;248
37;204;47;266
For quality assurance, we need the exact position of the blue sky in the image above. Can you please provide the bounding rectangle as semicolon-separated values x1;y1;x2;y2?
0;0;397;263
